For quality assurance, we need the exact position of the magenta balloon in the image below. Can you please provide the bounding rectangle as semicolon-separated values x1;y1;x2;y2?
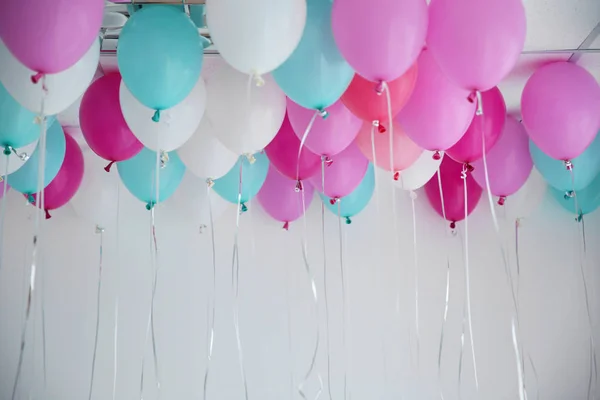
427;0;526;91
331;0;427;82
424;156;482;224
264;115;321;181
257;165;315;226
0;181;9;199
0;0;104;74
80;74;143;166
397;49;476;152
308;142;369;199
446;87;506;164
522;62;600;161
29;133;84;217
472;116;532;198
287;98;362;157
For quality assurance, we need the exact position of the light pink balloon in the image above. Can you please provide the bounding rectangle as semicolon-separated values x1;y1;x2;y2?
331;0;428;82
522;62;600;161
257;165;315;229
472;116;533;201
396;49;476;153
427;0;526;91
356;121;422;172
308;142;369;199
287;98;362;157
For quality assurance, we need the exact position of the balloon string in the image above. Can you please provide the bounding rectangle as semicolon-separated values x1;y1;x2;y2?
113;183;121;400
203;184;217;400
457;228;467;400
410;191;420;376
336;201;348;400
285;249;295;400
370;123;381;223
296;109;326;185
0;154;9;273
88;226;105;400
151;152;162;397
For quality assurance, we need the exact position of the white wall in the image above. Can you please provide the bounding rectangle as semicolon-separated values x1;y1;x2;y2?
0;174;599;400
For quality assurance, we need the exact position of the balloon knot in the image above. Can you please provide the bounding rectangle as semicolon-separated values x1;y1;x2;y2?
378;123;386;134
318;108;329;119
3;147;11;156
450;221;456;229
146;202;155;210
152;110;161;123
467;91;477;104
576;212;583;223
409;190;418;200
375;81;385;96
497;196;506;206
245;153;256;164
432;151;442;161
282;221;290;231
104;161;115;172
564;160;573;171
253;74;265;87
27;194;35;204
564;190;574;200
393;171;400;181
240;203;248;213
160;151;169;169
95;225;105;234
324;156;333;167
345;216;352;225
31;72;44;84
295;180;303;192
44;209;51;220
466;163;474;173
329;197;340;205
206;178;214;188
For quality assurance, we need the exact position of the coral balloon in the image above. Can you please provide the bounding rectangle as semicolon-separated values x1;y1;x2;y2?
446;87;506;164
427;0;526;91
522;62;600;161
397;49;476;154
424;156;483;226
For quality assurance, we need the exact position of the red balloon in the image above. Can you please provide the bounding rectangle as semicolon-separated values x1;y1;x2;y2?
28;133;84;219
80;74;143;170
446;87;506;164
424;156;482;226
341;63;418;125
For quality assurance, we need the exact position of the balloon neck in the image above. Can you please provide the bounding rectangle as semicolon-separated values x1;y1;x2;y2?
323;156;333;167
564;160;573;171
345;216;352;225
104;161;115;172
240;203;248;213
44;209;51;220
252;73;265;87
244;153;256;164
295;180;303;193
3;146;11;156
576;212;583;223
432;151;442;161
393;171;400;181
146;201;156;211
282;221;290;231
467;91;477;104
95;225;105;234
206;178;215;188
329;197;340;205
375;81;385;96
497;196;506;206
317;108;329;119
450;221;456;230
152;110;161;123
31;72;45;84
564;190;575;200
27;194;35;204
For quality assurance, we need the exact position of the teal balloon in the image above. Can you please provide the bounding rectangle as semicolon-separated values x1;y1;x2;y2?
320;163;375;223
189;5;206;28
530;133;600;192
213;152;269;205
550;172;600;216
272;0;353;110
117;147;185;208
117;6;203;112
8;121;66;196
0;81;40;149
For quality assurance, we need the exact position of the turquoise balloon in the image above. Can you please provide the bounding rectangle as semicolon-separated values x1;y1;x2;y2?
189;5;206;28
213;152;269;205
272;0;353;110
8;121;66;196
320;163;375;223
530;133;600;192
550;172;600;217
117;147;185;208
0;81;40;149
117;6;203;113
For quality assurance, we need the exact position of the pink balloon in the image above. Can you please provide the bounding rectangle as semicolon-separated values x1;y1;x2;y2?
446;87;506;164
471;116;533;201
424;156;482;226
287;98;361;157
80;74;143;170
356;121;422;173
0;0;104;74
397;49;476;154
331;0;428;82
522;62;600;161
264;115;321;181
0;181;9;199
29;133;84;219
308;142;369;199
427;0;526;91
257;165;315;229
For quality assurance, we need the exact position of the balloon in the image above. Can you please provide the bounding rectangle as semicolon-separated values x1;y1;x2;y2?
397;49;476;153
550;173;600;217
340;64;418;124
206;0;306;76
521;62;600;161
28;133;84;218
8;121;67;197
287;98;361;157
308;143;369;200
264;116;321;181
117;6;203;113
206;64;286;155
79;74;143;166
427;0;526;91
529;132;600;192
446;87;506;164
117;147;186;208
0;81;41;148
320;163;375;223
272;0;353;110
177;117;239;180
424;156;483;225
0;39;99;116
471;116;532;201
120;76;206;152
0;0;104;74
356;121;422;173
394;151;444;191
0;180;8;199
213;152;270;205
257;165;316;228
331;0;427;82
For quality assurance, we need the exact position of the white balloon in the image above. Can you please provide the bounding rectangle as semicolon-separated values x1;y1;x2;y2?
394;151;444;191
206;0;306;76
206;64;286;155
0;140;39;176
119;76;206;152
177;117;239;180
0;39;100;115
